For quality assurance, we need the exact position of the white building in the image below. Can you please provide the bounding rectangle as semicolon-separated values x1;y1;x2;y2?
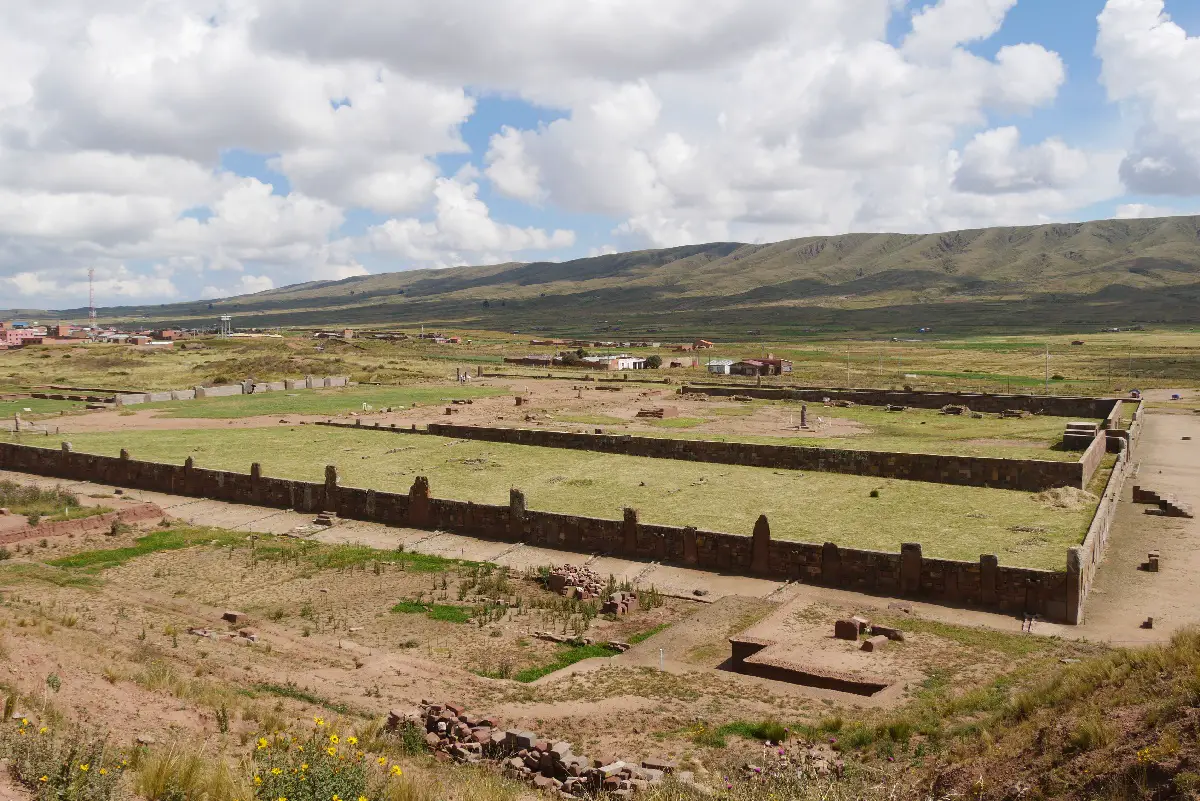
706;359;734;375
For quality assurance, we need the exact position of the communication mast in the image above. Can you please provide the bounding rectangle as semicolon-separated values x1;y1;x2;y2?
219;315;233;337
88;268;97;325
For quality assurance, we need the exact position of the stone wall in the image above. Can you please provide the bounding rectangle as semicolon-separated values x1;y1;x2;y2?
382;422;1086;492
683;384;1120;418
0;440;1082;622
1065;399;1144;624
115;376;351;406
0;502;163;546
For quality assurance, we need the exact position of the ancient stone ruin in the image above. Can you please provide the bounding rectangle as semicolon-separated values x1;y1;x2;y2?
395;702;688;797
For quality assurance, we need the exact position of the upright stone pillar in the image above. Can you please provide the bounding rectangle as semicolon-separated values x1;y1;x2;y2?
751;515;771;574
622;508;638;555
682;526;698;565
408;476;431;529
56;441;73;480
508;488;527;542
800;404;808;428
821;541;841;585
250;462;262;503
1065;546;1083;624
980;554;998;606
119;448;130;460
324;465;338;514
900;542;922;595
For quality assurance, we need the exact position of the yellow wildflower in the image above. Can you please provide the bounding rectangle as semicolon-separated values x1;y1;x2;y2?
21;718;28;725
359;797;368;801
327;746;337;757
258;737;269;750
346;736;357;745
39;727;48;734
377;756;387;766
314;717;325;727
254;776;262;786
79;764;89;772
301;763;308;771
99;768;107;776
39;777;48;783
329;734;339;744
390;765;403;777
272;768;282;776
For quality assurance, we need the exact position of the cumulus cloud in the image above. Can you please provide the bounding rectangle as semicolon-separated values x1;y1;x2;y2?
1097;0;1200;195
954;127;1091;194
0;0;1165;308
365;169;575;266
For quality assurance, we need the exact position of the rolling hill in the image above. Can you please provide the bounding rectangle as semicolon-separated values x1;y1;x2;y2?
12;215;1200;334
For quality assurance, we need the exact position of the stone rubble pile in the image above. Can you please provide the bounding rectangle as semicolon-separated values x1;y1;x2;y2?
546;565;606;599
395;702;689;798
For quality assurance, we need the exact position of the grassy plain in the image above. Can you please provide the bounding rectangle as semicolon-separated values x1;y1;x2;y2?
642;402;1079;461
3;426;1099;568
1;329;1199;398
137;385;503;419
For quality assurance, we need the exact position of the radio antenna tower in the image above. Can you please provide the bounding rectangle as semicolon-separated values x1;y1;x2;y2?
88;268;97;325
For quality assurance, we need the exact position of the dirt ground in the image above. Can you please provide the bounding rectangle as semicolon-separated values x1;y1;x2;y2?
0;487;1096;775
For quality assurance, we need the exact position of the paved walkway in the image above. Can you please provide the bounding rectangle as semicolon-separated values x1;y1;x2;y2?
1078;410;1200;644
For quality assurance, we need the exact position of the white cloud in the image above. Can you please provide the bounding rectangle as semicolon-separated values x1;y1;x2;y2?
904;0;1017;56
485;127;545;203
1097;0;1200;194
366;170;575;267
954;127;1092;194
202;274;276;299
0;0;1168;308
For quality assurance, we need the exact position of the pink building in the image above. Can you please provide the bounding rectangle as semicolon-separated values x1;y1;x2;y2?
2;329;45;347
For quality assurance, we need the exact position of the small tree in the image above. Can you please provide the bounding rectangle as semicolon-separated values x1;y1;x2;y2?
645;355;663;369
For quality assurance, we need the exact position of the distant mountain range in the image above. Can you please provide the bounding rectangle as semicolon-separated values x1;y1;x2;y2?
10;215;1200;335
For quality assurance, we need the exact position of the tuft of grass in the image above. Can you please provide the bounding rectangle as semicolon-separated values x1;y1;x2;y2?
513;644;621;683
49;526;246;570
252;683;353;716
135;741;250;801
718;719;789;743
390;600;472;623
629;623;671;644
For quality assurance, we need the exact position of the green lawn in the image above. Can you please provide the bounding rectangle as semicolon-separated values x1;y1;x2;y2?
136;385;505;419
654;402;1081;461
0;397;90;417
8;427;1100;569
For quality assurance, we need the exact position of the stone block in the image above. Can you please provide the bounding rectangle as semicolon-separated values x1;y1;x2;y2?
834;619;859;641
222;610;245;624
869;624;905;641
861;635;889;652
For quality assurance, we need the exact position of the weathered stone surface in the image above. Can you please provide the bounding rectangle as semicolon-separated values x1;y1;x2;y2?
861;635;889;652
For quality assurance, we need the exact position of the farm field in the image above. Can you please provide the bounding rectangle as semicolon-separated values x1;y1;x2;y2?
2;426;1104;569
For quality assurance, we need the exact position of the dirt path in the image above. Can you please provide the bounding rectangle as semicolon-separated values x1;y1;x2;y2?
1079;410;1200;644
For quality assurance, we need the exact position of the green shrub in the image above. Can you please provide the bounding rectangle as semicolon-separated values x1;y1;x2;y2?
2;723;125;800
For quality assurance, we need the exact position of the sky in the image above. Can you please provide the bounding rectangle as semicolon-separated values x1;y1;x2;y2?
2;0;1200;310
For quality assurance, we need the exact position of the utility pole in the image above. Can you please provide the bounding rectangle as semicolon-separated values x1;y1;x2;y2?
88;268;97;327
1044;344;1050;395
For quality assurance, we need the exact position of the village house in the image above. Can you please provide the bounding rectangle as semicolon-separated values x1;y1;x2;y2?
706;358;735;375
582;354;647;371
730;354;793;376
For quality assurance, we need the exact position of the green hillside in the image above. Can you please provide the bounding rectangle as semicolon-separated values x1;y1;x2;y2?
13;215;1200;334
